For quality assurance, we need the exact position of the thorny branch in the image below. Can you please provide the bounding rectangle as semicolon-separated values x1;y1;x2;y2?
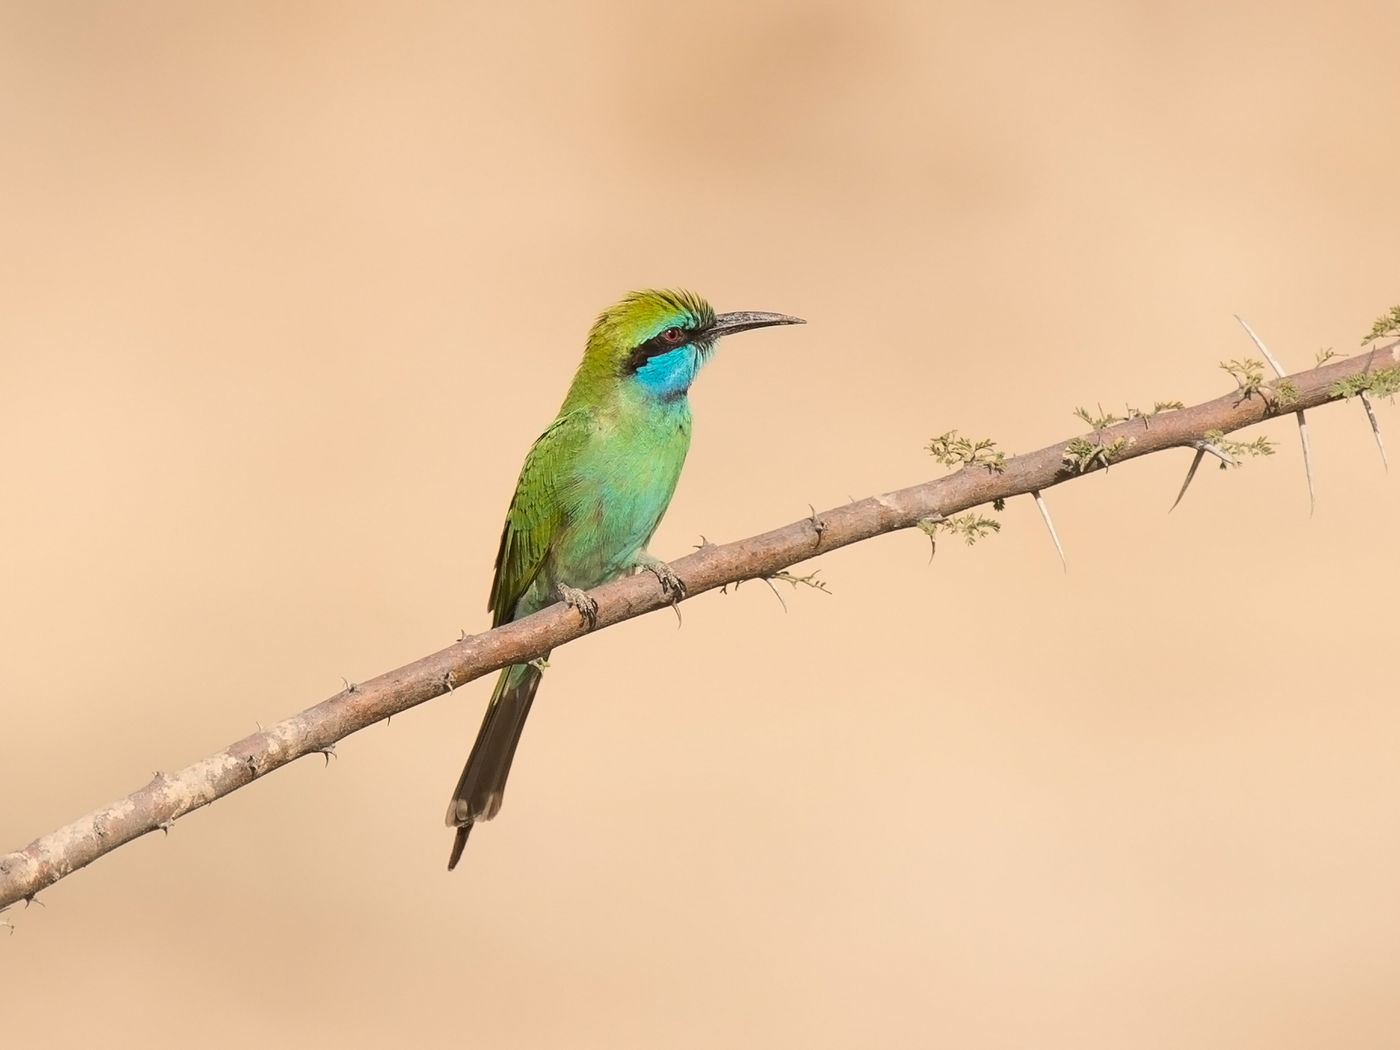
2;336;1398;911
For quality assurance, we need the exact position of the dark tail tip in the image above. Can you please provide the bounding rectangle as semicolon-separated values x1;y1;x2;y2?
446;824;471;871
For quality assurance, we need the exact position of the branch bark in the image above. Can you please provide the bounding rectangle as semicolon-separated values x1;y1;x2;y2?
3;342;1396;909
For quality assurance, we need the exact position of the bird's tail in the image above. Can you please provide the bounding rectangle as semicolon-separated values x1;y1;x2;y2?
445;659;545;870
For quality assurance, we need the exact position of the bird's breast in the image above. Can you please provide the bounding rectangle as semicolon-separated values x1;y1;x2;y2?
546;406;692;591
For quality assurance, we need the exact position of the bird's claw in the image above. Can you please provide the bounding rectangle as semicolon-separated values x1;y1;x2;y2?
638;556;686;602
557;583;599;628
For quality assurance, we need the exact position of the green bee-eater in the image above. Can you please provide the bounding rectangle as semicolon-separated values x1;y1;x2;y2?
446;289;803;868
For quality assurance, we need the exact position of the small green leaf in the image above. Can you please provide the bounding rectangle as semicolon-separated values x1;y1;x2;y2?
1329;365;1400;400
921;513;1002;547
1361;305;1400;345
1203;429;1275;462
1073;404;1126;429
928;430;1006;472
1220;358;1265;396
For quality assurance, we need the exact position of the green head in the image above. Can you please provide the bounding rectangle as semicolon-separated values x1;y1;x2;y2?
564;289;804;407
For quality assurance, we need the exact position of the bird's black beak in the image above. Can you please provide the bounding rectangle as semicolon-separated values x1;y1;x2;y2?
707;310;806;338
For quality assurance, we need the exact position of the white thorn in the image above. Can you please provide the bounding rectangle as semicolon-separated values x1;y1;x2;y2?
1171;447;1206;513
1296;410;1316;516
1360;391;1389;472
1031;489;1066;571
1235;315;1287;378
1198;442;1238;468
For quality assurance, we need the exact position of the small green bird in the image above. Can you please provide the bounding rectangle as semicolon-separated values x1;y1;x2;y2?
446;289;803;868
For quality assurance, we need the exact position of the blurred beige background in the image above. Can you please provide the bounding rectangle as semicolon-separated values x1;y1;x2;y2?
3;2;1399;1047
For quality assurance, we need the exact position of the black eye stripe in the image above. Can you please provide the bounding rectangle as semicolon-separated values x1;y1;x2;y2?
622;324;703;375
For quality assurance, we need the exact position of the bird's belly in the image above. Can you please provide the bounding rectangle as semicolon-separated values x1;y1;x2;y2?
541;428;689;597
557;476;674;587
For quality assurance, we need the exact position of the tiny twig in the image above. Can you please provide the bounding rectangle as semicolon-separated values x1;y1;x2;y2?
916;514;944;562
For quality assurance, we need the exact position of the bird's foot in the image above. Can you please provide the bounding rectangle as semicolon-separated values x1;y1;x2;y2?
635;553;687;602
556;583;599;628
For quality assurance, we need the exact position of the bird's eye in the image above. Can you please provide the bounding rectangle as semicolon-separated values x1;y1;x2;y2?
660;326;685;345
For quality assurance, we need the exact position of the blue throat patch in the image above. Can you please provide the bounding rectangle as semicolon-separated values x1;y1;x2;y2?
632;345;707;400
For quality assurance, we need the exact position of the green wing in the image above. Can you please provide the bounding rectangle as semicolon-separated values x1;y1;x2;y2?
487;411;591;626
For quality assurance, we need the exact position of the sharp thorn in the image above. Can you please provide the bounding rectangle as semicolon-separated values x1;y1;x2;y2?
1295;410;1316;516
1170;448;1206;513
1360;391;1389;472
1198;441;1237;468
1031;489;1067;571
760;576;789;613
1234;314;1287;377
